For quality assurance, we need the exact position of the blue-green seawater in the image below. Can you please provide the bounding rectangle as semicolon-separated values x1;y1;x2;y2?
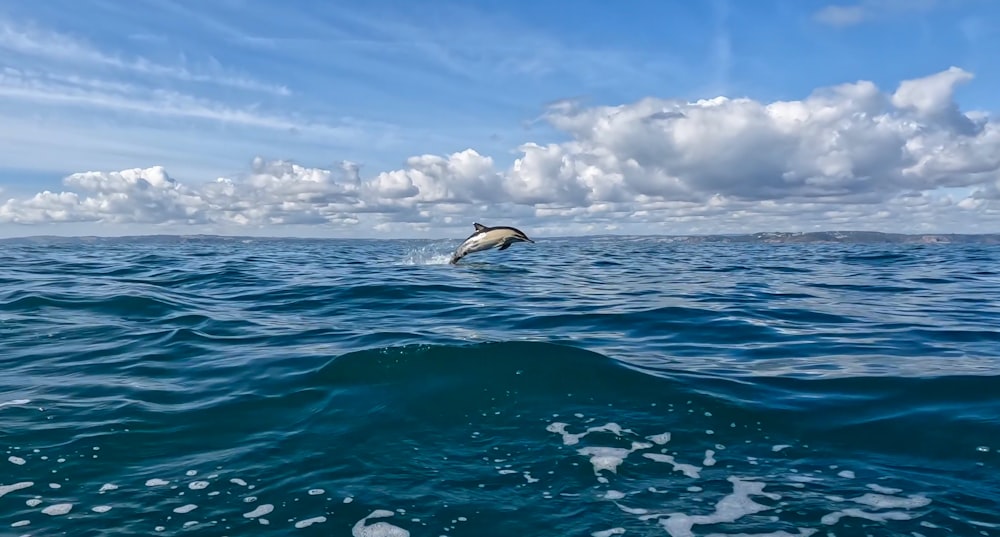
2;236;999;537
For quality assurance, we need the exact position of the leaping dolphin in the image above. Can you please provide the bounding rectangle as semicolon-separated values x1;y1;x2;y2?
450;223;535;264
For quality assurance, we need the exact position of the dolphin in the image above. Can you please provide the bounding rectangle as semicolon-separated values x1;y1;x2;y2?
449;223;535;264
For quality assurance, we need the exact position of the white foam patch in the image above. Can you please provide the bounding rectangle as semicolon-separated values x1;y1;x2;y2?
642;453;702;479
0;482;33;498
145;478;169;487
230;478;248;486
603;490;627;501
703;450;717;467
849;493;931;509
295;516;328;528
344;496;354;503
547;422;624;446
592;527;626;536
772;444;791;452
821;508;916;525
92;505;112;513
8;456;26;465
308;488;325;495
0;399;31;409
647;432;671;445
26;498;42;507
837;470;855;479
867;483;903;494
99;483;118;493
616;503;649;515
173;504;198;514
578;446;634;476
11;520;30;527
352;509;410;537
185;470;197;476
659;477;779;537
703;531;817;537
188;480;210;490
243;504;274;519
42;503;73;516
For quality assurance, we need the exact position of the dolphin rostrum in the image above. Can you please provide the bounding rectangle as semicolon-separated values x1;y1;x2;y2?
449;223;535;264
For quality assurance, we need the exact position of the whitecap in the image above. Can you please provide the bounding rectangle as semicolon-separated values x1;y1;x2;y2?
352;509;410;537
0;482;33;498
643;453;701;479
42;503;73;516
658;477;778;536
243;504;274;519
295;516;327;528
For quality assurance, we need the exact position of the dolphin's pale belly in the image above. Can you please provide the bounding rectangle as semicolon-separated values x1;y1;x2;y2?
451;230;511;263
450;224;534;264
458;232;505;256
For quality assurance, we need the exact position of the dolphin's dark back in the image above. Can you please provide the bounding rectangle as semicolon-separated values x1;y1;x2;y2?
473;223;531;240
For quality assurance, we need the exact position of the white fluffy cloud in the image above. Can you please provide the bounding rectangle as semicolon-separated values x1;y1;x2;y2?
2;67;998;235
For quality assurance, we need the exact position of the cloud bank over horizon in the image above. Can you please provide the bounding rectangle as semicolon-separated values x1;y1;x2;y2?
2;67;999;238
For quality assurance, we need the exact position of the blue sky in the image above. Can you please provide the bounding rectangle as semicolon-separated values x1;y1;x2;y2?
0;0;998;236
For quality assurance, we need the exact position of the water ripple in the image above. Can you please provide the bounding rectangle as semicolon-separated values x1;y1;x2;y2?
1;236;999;535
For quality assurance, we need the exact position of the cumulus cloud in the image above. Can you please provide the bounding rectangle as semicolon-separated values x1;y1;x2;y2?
1;67;998;235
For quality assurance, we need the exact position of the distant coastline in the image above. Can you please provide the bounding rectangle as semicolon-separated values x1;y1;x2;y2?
646;231;1000;245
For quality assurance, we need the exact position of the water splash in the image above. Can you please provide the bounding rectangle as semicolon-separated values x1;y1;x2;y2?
399;242;455;265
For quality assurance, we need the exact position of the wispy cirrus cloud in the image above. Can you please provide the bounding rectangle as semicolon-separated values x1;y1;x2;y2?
0;19;290;95
814;0;967;27
0;11;412;183
0;67;343;135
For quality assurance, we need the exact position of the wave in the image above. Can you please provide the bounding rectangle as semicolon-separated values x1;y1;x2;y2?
3;339;998;535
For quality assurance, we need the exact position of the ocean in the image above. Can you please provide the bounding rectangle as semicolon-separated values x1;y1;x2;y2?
1;234;998;537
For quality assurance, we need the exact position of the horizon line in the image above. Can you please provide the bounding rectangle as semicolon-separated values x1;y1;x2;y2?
2;229;999;242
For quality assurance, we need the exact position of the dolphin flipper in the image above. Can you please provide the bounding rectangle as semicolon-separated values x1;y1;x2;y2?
497;242;511;251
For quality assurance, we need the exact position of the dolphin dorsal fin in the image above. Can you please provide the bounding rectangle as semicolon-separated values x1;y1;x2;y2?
473;223;487;232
